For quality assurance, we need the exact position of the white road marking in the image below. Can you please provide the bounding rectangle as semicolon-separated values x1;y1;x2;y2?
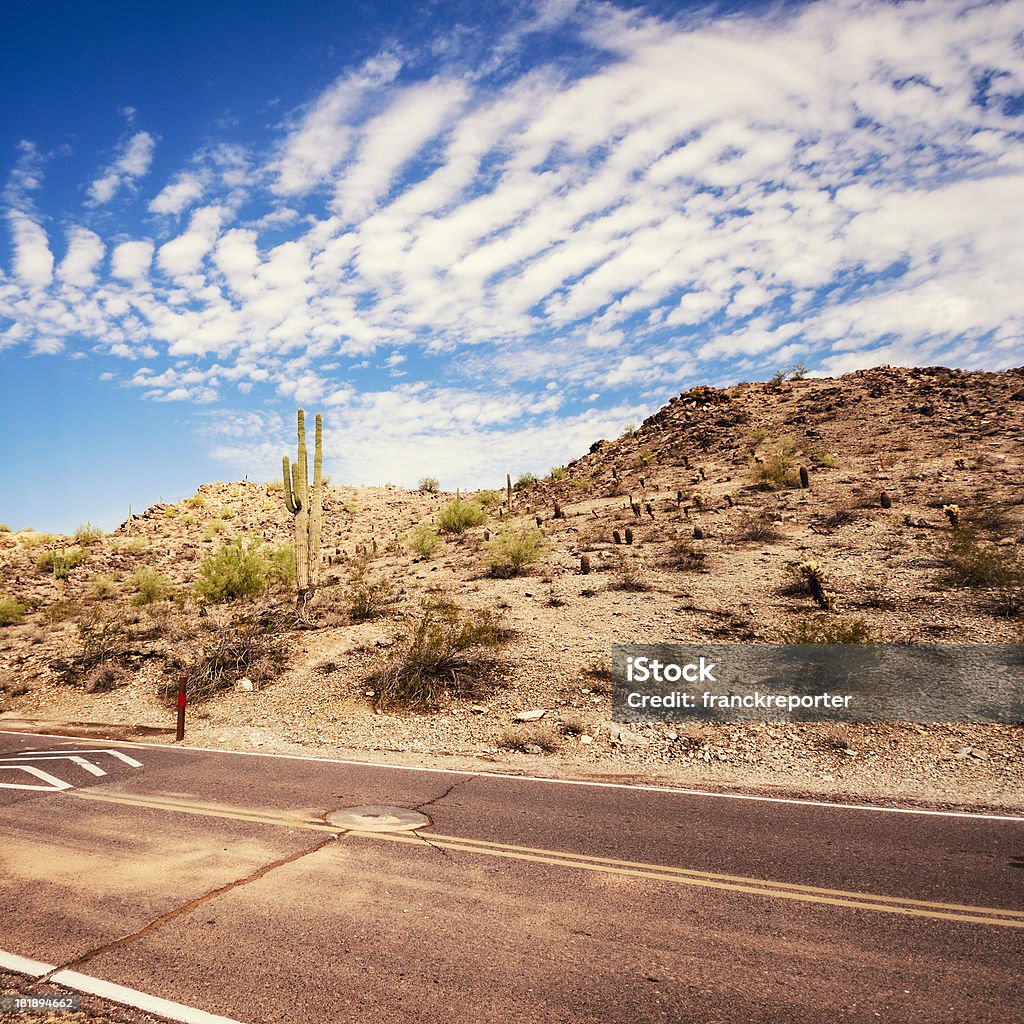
0;765;73;791
0;755;106;776
0;728;1020;822
11;748;143;767
0;947;248;1024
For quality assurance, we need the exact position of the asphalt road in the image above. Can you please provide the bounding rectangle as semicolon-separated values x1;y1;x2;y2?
0;730;1021;1024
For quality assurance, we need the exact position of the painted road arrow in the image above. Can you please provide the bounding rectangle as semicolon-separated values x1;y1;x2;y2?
0;748;143;790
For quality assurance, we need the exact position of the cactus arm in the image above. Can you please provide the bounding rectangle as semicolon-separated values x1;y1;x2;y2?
283;456;299;513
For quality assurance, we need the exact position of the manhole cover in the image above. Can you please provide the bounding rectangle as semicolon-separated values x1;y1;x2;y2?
326;805;431;832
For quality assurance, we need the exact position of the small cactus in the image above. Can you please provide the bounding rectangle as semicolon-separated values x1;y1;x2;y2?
613;530;622;544
797;561;837;612
484;528;491;541
799;465;810;488
693;526;704;540
625;527;634;545
645;502;654;519
630;501;642;518
676;490;683;507
580;554;591;575
880;491;892;509
507;473;513;509
943;503;960;529
535;516;543;527
553;502;563;519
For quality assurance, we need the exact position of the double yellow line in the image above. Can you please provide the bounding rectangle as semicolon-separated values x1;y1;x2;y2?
68;788;1024;929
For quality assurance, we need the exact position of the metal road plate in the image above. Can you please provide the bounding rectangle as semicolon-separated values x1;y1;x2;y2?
327;805;431;832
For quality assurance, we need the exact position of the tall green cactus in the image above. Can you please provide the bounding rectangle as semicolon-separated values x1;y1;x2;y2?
282;409;324;612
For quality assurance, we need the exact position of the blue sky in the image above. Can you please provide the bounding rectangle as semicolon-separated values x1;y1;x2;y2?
1;0;1022;533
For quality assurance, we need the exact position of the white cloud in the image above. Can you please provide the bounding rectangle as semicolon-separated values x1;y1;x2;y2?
57;226;104;287
88;131;156;204
7;212;53;287
149;172;206;215
111;239;154;281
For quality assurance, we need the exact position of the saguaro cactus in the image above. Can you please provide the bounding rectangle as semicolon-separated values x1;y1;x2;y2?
282;409;324;612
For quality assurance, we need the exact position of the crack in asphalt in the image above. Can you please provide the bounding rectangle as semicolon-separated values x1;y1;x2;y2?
39;834;339;982
406;776;479;861
412;774;478;814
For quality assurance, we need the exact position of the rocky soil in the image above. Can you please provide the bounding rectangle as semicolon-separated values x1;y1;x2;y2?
1;365;1022;811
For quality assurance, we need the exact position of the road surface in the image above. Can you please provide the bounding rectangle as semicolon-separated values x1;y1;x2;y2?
0;730;1021;1023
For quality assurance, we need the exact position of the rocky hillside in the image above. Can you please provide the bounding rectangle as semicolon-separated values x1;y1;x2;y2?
1;365;1022;809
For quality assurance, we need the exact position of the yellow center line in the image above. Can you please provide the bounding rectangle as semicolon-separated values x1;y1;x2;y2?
66;789;1024;929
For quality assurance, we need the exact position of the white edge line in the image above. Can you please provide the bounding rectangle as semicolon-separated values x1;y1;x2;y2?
50;970;248;1024
0;949;54;978
0;950;248;1024
1;729;1021;823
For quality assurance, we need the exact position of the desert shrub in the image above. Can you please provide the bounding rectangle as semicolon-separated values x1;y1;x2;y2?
474;489;501;508
406;525;442;558
666;539;706;571
936;531;1022;589
780;616;874;643
636;452;653;467
811;453;839;469
185;493;207;508
513;472;538;492
83;662;131;693
497;724;560;753
73;522;104;546
165;606;291;703
163;506;179;518
110;536;148;553
0;523;9;532
560;714;589;737
218;506;236;520
370;600;511;709
265;480;284;493
732;510;783;543
752;436;800;489
194;536;274;604
36;547;89;579
203;519;229;540
418;477;440;493
621;421;638;438
484;520;548;577
87;574;120;600
550;466;568;480
265;542;295;590
345;561;398;622
609;553;652;592
819;503;858;530
129;567;174;605
21;532;57;548
573;475;594;492
0;595;26;626
437;498;487;534
52;612;131;685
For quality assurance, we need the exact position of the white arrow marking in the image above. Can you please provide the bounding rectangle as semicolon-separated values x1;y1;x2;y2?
0;765;73;791
10;748;143;768
0;755;106;776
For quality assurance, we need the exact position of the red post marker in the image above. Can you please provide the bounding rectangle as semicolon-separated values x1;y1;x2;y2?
176;677;187;742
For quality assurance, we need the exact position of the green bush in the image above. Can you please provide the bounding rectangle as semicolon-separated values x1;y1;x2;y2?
936;531;1022;590
513;472;538;492
129;567;174;605
265;542;295;590
0;595;27;626
752;436;800;489
36;547;89;579
73;522;105;546
185;493;207;508
0;523;10;532
418;477;440;493
484;520;548;578
203;519;228;540
474;490;501;508
406;525;442;558
371;600;510;709
550;466;568;480
437;498;487;534
194;536;273;604
88;574;120;600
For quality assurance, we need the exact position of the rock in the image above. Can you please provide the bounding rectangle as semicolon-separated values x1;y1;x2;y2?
523;744;543;755
607;722;648;746
375;637;393;648
953;747;972;759
970;749;988;760
579;735;593;745
470;705;489;715
515;709;546;722
237;677;254;692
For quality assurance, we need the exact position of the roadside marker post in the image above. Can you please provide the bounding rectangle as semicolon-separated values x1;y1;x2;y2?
176;677;187;742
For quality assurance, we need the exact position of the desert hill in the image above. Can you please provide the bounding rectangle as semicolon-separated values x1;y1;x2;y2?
1;364;1022;809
